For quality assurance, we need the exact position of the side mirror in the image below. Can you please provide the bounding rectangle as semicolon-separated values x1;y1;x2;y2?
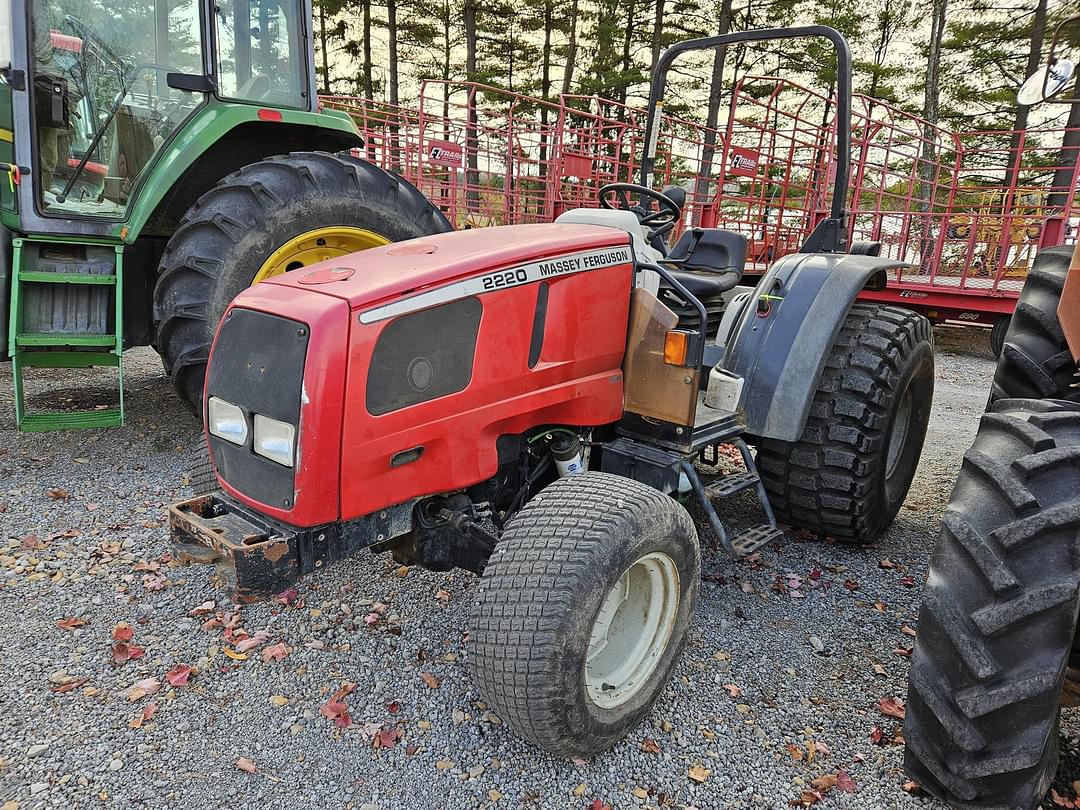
1017;13;1078;106
167;73;215;93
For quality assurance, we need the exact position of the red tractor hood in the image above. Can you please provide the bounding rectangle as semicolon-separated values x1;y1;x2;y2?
259;223;631;307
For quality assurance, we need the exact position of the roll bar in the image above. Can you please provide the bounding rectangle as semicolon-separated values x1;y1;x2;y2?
640;25;853;253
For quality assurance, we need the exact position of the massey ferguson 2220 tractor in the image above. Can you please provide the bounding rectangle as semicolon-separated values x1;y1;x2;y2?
170;26;936;757
904;16;1080;810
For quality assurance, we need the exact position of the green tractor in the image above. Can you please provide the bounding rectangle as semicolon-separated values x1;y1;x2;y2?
0;0;449;430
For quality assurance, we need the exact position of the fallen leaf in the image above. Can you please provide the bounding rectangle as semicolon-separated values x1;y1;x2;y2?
900;624;917;637
814;741;831;756
786;743;805;762
111;643;145;666
261;642;290;663
112;623;134;642
878;559;895;569
47;487;71;500
810;774;837;791
872;663;888;676
374;726;402;749
870;726;884;745
222;647;248;661
588;801;612;810
688;764;710;783
165;665;194;687
901;780;921;794
332;682;357;701
270;695;289;707
320;700;352;728
892;645;913;658
190;600;216;616
124;678;160;702
877;696;906;720
387;701;400;715
640;738;661;754
235;757;257;774
836;771;855;793
842;579;860;591
132;561;159;573
420;672;441;689
275;588;300;606
723;683;742;698
56;617;87;631
49;676;89;694
129;704;157;729
899;575;916;587
234;630;270;654
304;639;326;651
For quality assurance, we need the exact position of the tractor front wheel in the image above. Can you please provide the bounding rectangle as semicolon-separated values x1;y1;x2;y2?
756;303;934;544
468;473;700;758
153;151;451;411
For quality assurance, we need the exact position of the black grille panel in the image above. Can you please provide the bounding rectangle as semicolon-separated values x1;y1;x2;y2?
206;309;309;509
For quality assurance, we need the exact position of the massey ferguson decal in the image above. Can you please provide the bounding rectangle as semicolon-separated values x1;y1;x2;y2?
360;246;633;323
728;146;761;177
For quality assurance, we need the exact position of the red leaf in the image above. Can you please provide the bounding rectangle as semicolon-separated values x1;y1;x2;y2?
190;600;216;616
112;623;134;642
275;587;300;606
320;700;352;728
869;725;884;745
49;676;89;694
899;575;916;587
723;683;742;698
901;780;921;794
235;757;257;774
111;642;145;665
420;672;441;689
56;617;87;631
1050;789;1076;807
374;727;402;749
261;642;290;663
877;697;906;720
387;701;400;715
332;682;357;701
640;738;661;754
836;771;855;793
842;579;860;591
588;801;612;810
165;665;194;687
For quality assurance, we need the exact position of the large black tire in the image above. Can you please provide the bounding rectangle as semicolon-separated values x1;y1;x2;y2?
989;247;1080;406
756;303;934;543
904;400;1080;809
468;473;700;758
153;151;451;411
989;315;1009;359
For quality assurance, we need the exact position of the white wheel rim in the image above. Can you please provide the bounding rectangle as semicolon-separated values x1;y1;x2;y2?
585;551;680;709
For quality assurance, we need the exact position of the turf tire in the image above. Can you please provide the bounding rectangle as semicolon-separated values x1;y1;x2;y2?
903;399;1080;809
153;151;451;412
756;302;934;543
468;472;700;758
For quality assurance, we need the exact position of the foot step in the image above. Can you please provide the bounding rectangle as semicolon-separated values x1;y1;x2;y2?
730;525;784;557
705;471;759;498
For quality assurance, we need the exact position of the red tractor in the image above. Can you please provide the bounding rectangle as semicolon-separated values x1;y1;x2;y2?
170;26;935;757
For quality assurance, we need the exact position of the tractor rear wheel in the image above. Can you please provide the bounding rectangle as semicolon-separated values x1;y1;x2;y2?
153;151;451;411
989;246;1080;406
756;303;934;544
468;473;700;758
904;400;1080;809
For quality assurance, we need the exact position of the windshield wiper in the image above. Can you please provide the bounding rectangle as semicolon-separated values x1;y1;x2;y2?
56;63;175;204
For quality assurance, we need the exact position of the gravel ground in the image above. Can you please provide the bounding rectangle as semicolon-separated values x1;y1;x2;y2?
0;325;1077;810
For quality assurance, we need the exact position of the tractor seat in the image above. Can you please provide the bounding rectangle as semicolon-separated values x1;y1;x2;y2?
666;268;740;298
666;227;747;278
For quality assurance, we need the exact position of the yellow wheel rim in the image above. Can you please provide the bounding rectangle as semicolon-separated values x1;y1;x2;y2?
252;226;391;283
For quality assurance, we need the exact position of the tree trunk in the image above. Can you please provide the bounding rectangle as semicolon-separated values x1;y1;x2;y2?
539;0;553;181
691;0;733;226
464;0;480;212
362;0;373;101
561;0;579;95
617;0;634;108
650;0;665;74
318;1;330;95
1048;73;1080;212
917;0;948;269
1004;0;1048;196
387;0;400;173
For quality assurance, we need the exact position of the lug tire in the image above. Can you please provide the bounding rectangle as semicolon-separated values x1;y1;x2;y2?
756;303;934;543
903;399;1080;809
468;472;700;758
989;315;1009;359
153;151;451;412
989;247;1080;406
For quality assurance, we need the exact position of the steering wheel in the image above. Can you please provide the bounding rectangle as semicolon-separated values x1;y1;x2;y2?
599;183;682;240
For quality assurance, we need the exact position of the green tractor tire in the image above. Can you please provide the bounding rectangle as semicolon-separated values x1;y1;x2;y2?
152;151;451;412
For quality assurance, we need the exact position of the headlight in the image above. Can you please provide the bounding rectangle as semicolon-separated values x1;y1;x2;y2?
207;397;248;446
253;414;296;467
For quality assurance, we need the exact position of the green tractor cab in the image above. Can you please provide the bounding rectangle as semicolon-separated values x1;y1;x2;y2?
0;0;449;430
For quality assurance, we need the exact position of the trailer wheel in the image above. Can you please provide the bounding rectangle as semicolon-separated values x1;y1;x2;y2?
468;473;699;758
756;303;934;544
989;314;1009;359
904;400;1080;809
989;247;1080;406
153;151;451;412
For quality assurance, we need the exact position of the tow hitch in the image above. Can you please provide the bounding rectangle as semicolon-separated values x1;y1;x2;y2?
169;493;412;602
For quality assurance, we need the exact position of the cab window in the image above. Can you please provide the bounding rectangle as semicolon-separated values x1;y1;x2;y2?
214;0;306;108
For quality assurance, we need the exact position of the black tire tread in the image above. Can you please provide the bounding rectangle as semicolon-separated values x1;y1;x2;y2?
989;247;1080;405
757;302;933;543
904;402;1080;809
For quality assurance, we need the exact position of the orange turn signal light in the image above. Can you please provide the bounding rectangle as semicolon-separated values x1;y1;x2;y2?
663;330;690;366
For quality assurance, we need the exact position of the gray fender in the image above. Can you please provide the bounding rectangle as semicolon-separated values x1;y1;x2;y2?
720;252;905;442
